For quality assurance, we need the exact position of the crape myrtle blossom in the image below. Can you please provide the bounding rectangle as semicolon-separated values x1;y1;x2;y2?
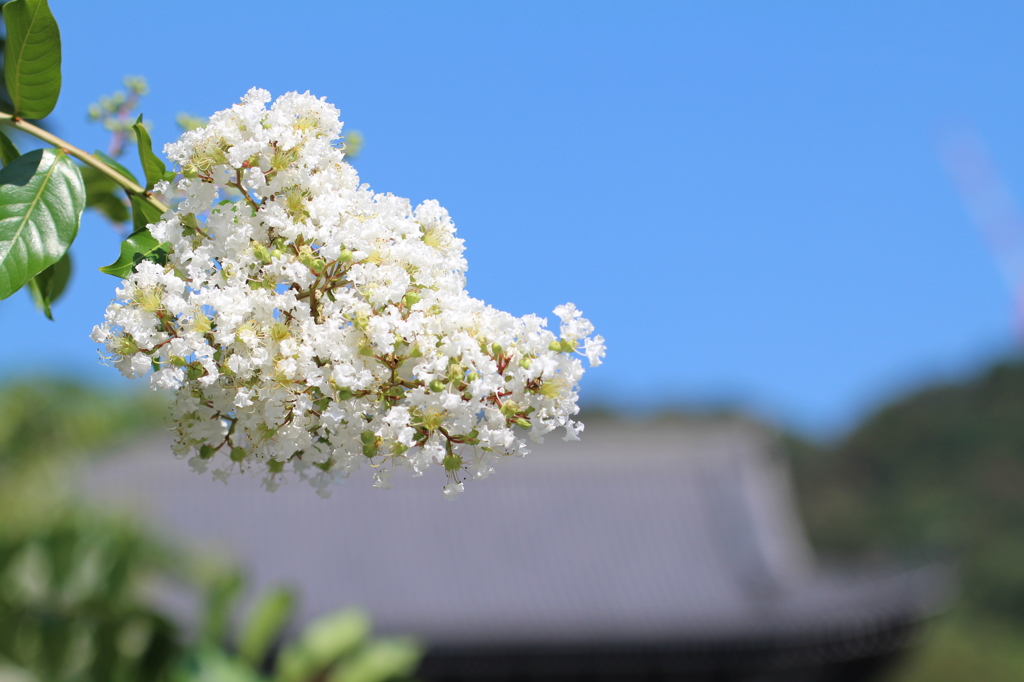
92;89;605;497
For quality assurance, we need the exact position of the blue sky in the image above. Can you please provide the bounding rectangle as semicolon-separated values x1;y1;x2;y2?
3;1;1023;437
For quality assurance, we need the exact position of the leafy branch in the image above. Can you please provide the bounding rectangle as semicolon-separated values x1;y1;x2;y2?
0;0;173;317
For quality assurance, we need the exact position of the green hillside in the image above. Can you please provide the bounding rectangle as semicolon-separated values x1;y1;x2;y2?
790;355;1024;623
786;355;1024;681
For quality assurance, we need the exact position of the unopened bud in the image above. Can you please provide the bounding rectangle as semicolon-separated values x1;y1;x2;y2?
253;242;271;263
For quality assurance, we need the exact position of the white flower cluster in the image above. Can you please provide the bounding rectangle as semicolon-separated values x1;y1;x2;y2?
92;89;604;497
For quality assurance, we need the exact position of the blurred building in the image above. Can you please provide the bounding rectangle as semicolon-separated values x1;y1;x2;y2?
83;416;947;681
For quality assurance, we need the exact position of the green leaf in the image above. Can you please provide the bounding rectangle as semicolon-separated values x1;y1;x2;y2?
26;249;69;319
238;587;296;668
276;610;371;682
326;638;422;682
93;149;140;186
3;0;61;119
80;165;130;224
132;115;170;191
98;225;169;278
181;648;264;682
79;165;120;197
88;191;129;224
0;148;84;299
0;129;21;166
130;194;163;232
199;569;244;647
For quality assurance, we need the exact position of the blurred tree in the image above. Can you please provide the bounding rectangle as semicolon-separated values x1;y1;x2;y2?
790;356;1024;623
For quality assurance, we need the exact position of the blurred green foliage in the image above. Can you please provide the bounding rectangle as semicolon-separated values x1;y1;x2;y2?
0;377;421;682
893;614;1024;682
790;356;1024;621
0;513;181;681
786;355;1024;680
177;581;421;682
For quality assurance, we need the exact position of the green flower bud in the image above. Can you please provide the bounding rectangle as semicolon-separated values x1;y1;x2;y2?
519;357;532;369
429;379;445;393
491;343;502;357
199;445;216;460
443;453;463;472
513;418;532;429
180;213;200;232
267;459;285;473
337;387;354;400
170;355;188;367
182;164;199;179
403;292;421;306
230;447;247;462
339;248;353;262
253;242;271;263
360;430;377;445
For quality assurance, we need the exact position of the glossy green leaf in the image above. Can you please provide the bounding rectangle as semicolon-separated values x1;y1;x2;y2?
130;194;163;232
93;149;140;186
0;148;84;299
0;129;20;166
238;587;296;667
132;115;171;190
26;250;69;319
3;0;61;119
98;225;169;278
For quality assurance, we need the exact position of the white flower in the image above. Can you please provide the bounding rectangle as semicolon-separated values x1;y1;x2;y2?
94;89;603;496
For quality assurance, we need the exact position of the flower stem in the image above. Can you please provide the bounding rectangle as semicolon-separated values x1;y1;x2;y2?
0;112;170;214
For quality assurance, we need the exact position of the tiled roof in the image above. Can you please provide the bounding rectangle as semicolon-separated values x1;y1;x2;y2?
82;417;948;651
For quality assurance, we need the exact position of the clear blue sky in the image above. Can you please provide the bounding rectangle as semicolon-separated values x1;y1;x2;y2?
3;1;1023;437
